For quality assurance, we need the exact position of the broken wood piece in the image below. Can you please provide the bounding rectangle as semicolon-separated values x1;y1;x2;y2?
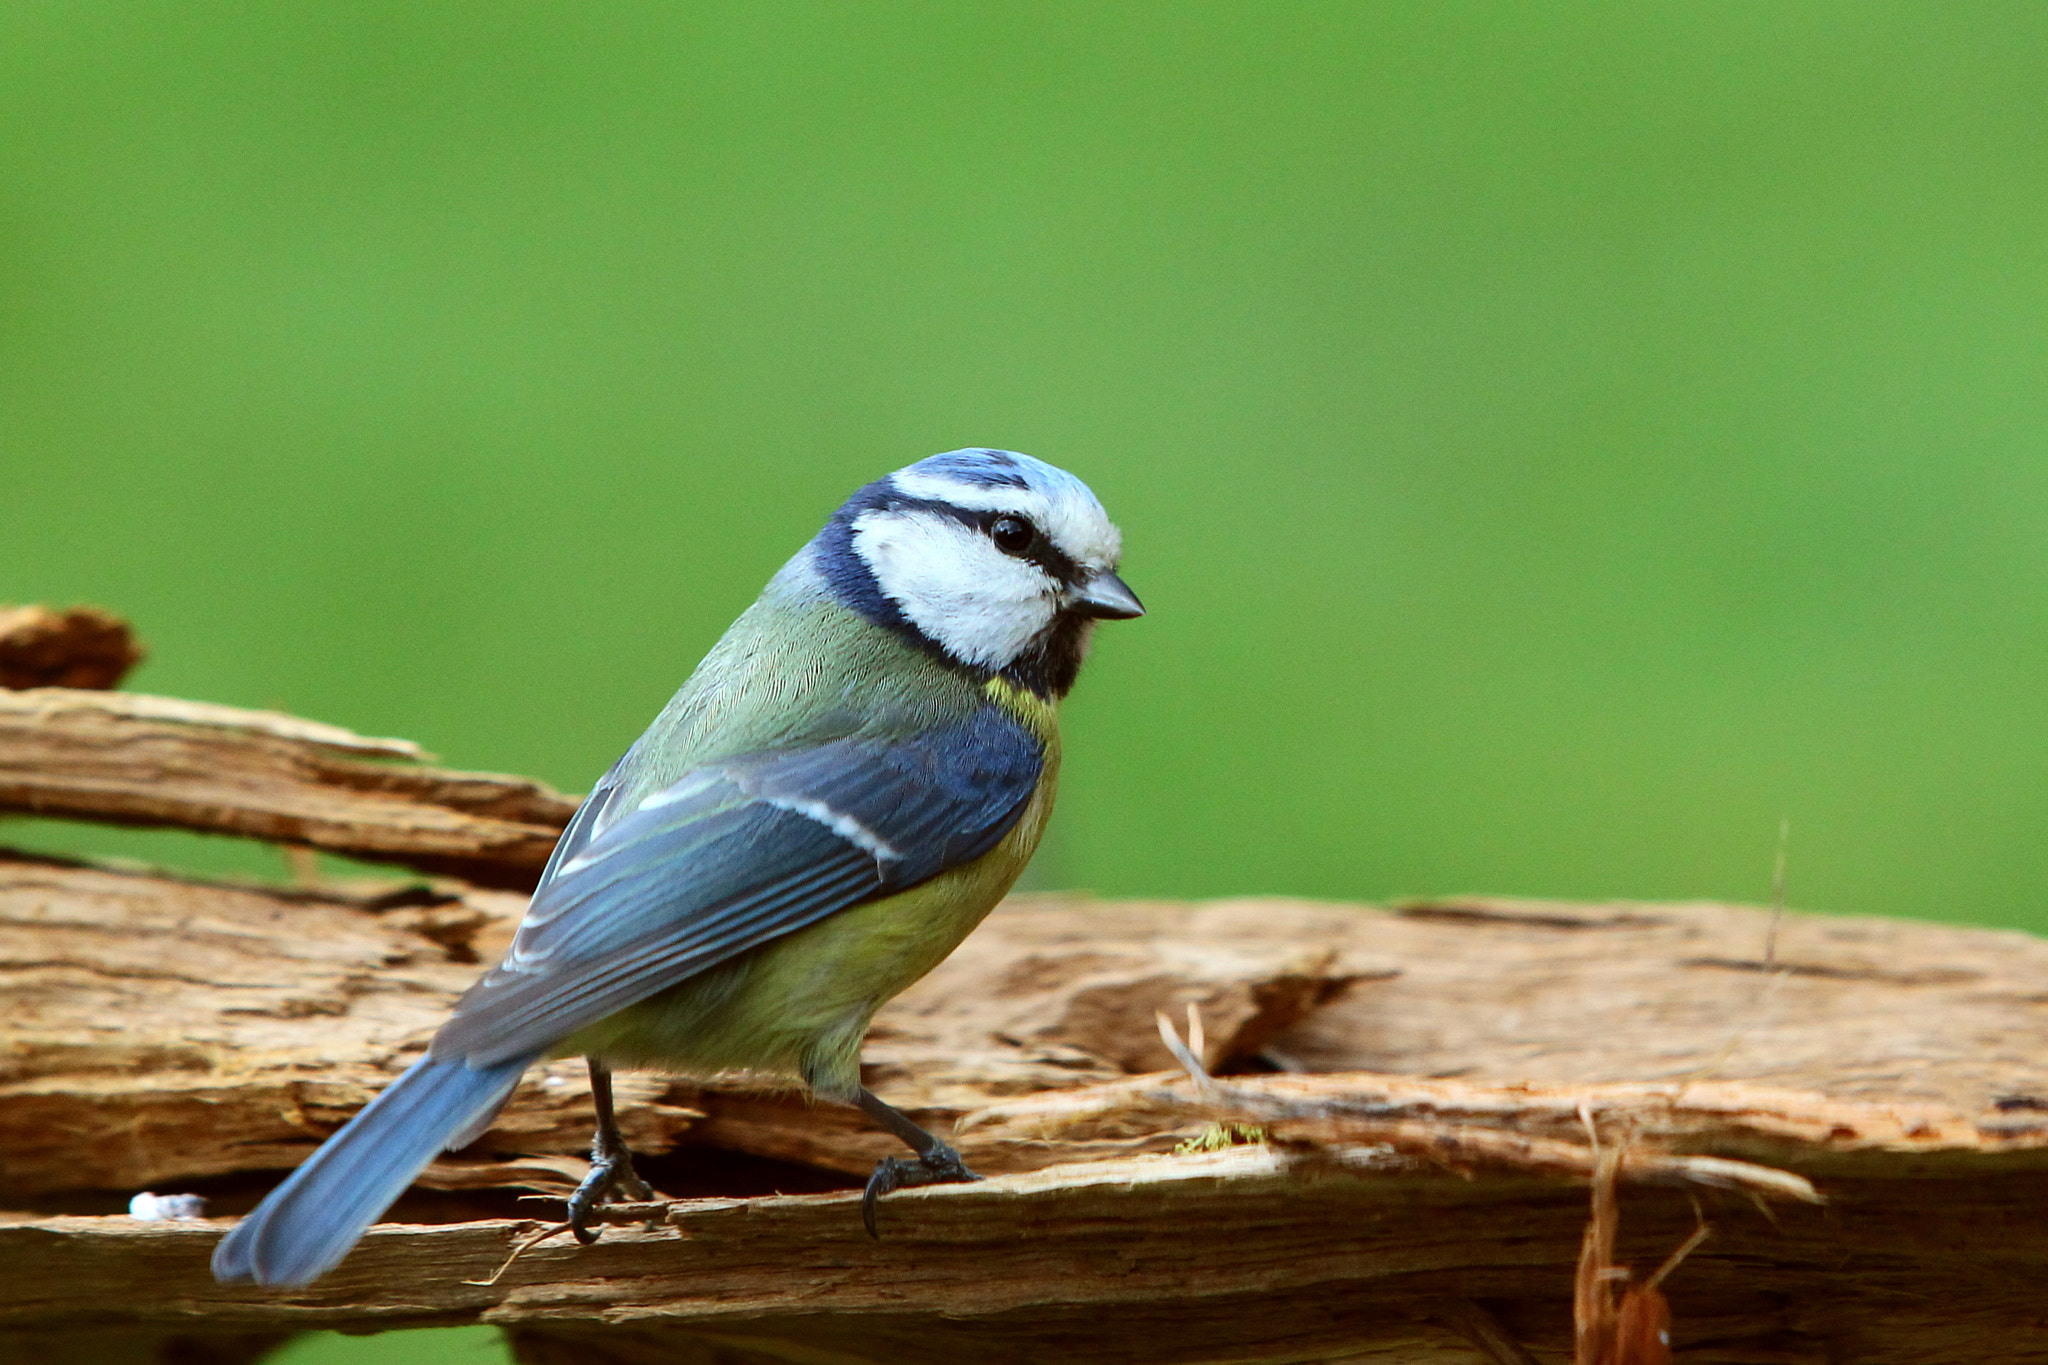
0;606;145;691
1142;1004;1820;1203
1439;1298;1543;1365
0;689;577;887
1;689;428;758
415;1154;591;1196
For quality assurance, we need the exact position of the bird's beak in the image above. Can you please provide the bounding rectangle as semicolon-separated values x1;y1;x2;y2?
1071;571;1146;620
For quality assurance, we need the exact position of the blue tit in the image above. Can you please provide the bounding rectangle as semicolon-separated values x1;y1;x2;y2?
212;448;1143;1287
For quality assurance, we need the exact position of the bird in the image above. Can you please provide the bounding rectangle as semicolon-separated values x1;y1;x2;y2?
211;447;1143;1287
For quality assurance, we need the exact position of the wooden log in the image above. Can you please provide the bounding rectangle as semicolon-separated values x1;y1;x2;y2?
0;689;577;888
12;689;2048;1360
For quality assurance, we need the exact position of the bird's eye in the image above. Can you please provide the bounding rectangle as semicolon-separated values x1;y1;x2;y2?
989;515;1035;556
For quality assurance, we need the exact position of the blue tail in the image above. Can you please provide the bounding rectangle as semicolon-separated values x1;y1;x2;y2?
213;1052;535;1286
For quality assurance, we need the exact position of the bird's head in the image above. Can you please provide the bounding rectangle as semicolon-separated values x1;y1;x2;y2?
814;448;1142;696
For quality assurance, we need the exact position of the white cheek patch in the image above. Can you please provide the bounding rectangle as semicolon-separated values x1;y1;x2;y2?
851;509;1057;668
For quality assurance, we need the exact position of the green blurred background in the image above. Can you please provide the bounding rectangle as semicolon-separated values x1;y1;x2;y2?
6;4;2048;1358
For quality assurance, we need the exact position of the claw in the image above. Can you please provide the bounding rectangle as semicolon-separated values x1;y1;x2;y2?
862;1142;982;1239
566;1146;652;1244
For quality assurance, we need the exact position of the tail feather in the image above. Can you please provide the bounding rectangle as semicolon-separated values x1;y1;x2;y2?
212;1052;534;1287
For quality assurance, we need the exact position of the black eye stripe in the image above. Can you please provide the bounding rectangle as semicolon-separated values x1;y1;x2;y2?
982;513;1079;581
853;492;1083;583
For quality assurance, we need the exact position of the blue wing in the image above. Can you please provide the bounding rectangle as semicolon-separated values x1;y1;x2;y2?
530;746;633;886
432;703;1043;1066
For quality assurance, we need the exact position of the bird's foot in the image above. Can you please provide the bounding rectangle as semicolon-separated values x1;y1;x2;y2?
862;1142;982;1239
566;1146;656;1245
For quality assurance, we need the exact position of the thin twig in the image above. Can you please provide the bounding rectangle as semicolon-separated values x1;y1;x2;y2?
1155;1006;1218;1099
1764;816;1789;972
465;1221;574;1286
1673;819;1795;1094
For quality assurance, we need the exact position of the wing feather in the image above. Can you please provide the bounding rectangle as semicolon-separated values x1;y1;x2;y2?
433;705;1041;1065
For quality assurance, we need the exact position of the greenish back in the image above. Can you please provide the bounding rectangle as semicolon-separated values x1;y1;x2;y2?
607;550;989;810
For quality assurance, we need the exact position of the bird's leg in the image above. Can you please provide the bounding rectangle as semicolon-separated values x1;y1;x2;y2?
857;1087;982;1239
566;1058;655;1245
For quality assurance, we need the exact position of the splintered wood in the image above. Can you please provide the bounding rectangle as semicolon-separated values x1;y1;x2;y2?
8;691;2048;1361
1570;1143;1710;1365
